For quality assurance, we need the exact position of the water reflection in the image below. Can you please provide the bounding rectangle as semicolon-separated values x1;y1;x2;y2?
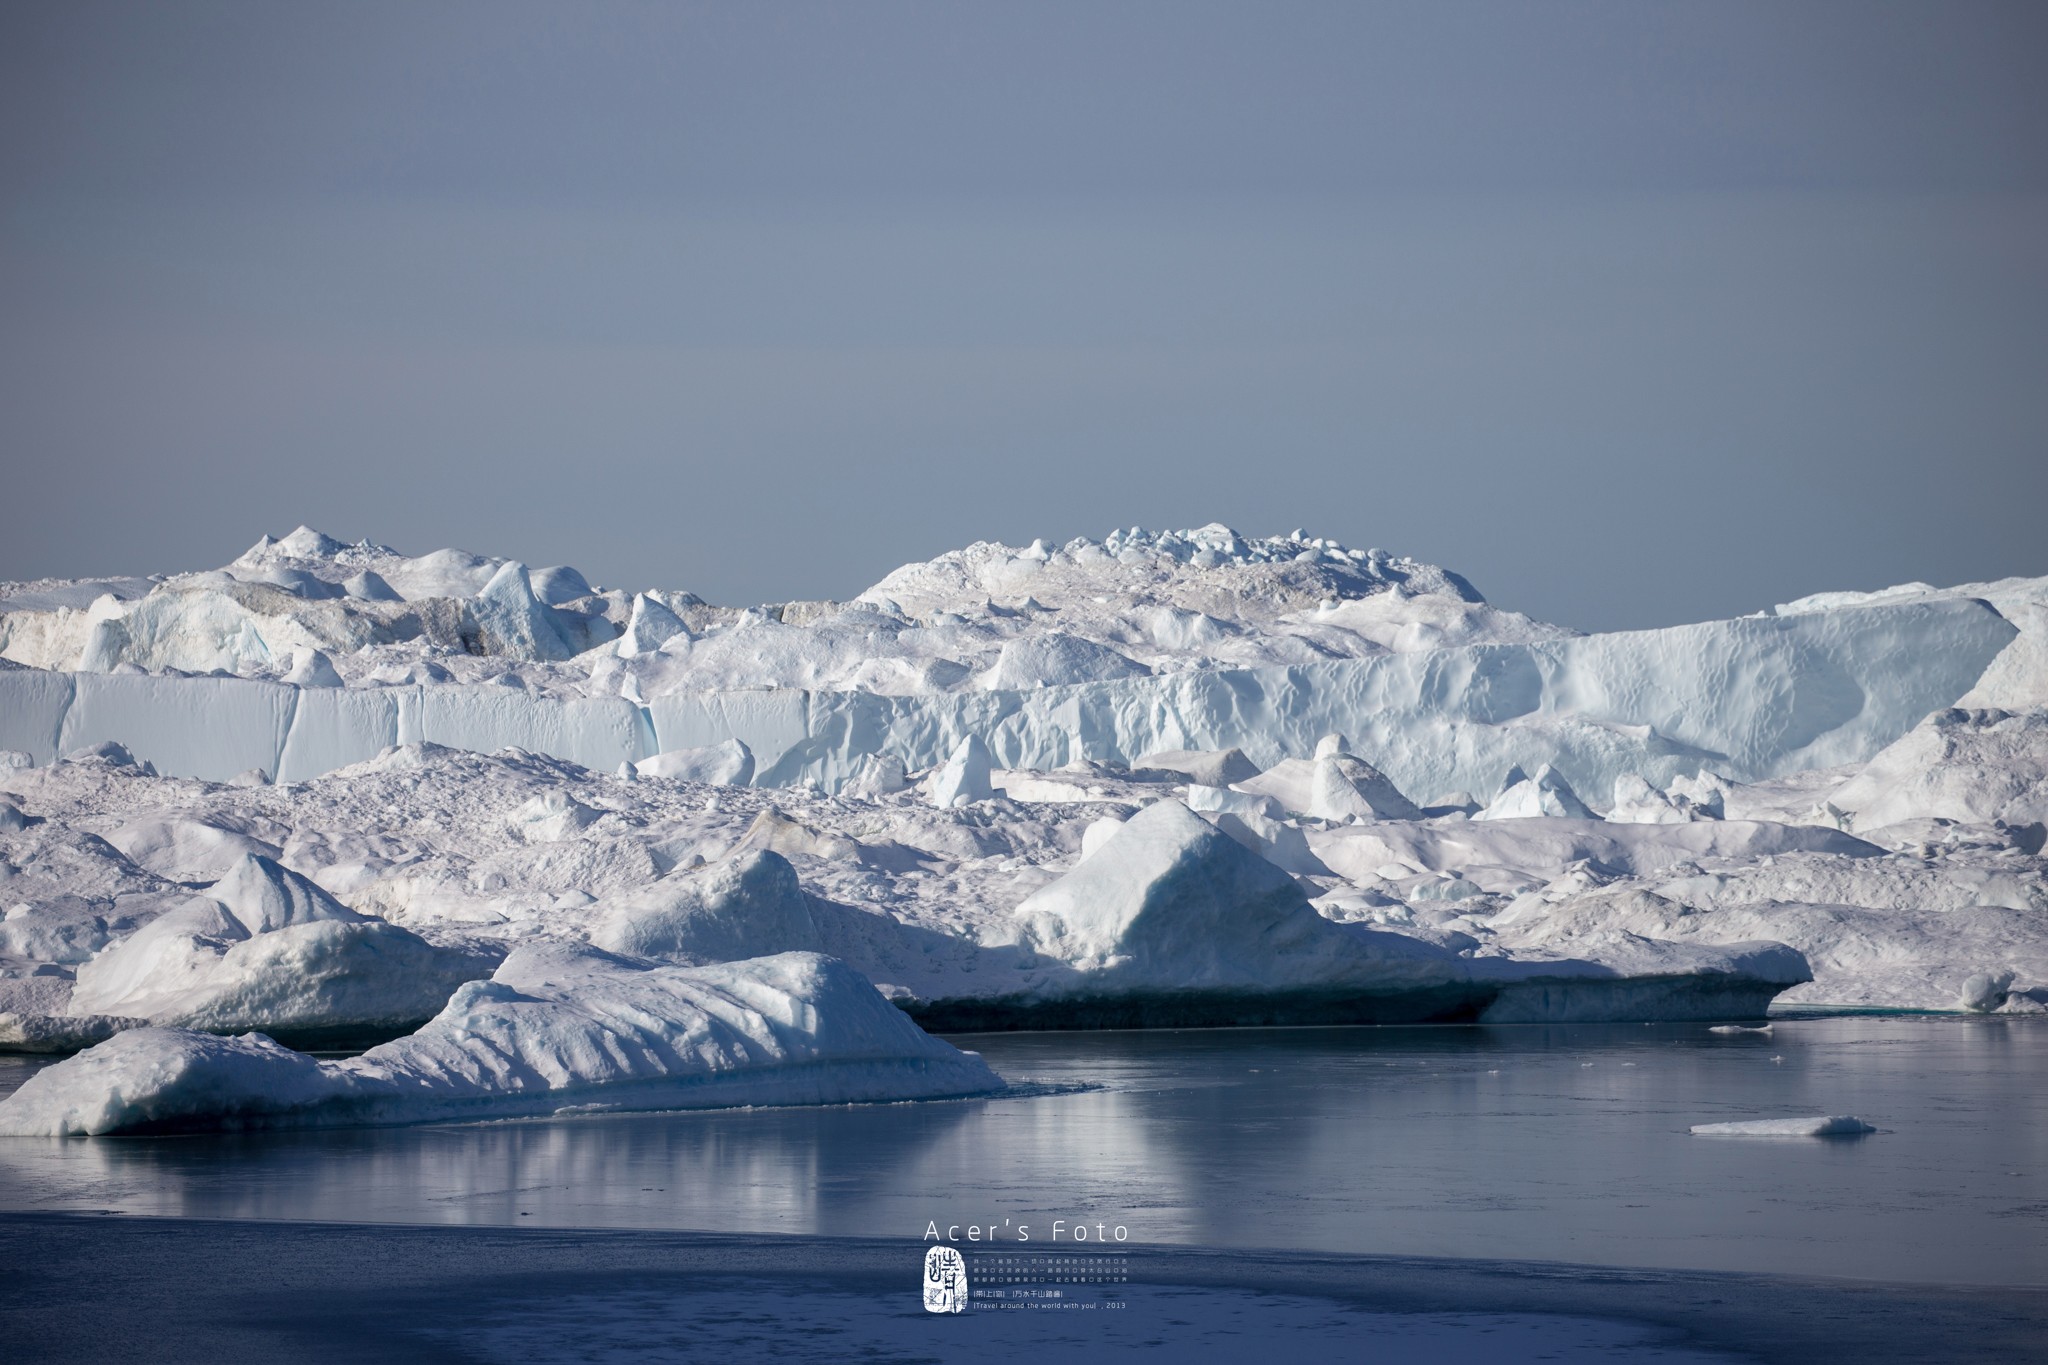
1;1018;2043;1285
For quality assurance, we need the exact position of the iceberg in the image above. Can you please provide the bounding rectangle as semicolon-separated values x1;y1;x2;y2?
530;565;595;607
0;539;2018;805
841;752;909;797
0;1012;142;1053
980;632;1148;690
1008;799;1401;987
282;649;344;688
636;738;754;786
1135;747;1261;786
506;790;600;842
617;592;690;657
928;734;994;808
66;855;494;1041
342;570;401;603
1308;751;1423;823
1608;773;1700;824
1229;739;1423;822
1477;764;1598;821
1827;707;2048;832
1483;878;2045;1013
590;849;820;963
105;817;280;882
468;563;577;662
0;949;1004;1135
1309;816;1879;886
0;528;2038;1027
910;800;1809;1029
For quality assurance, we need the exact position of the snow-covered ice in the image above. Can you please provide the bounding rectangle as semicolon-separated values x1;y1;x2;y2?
1828;708;2048;831
1477;765;1597;822
0;949;1004;1135
928;734;995;809
0;522;2040;1092
65;853;494;1038
635;739;754;786
590;849;820;963
0;526;2019;807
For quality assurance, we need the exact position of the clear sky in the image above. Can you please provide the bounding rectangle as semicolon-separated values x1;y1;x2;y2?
2;1;2043;630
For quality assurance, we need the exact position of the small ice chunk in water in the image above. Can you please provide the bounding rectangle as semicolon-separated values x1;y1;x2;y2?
1690;1115;1876;1137
1959;971;2015;1013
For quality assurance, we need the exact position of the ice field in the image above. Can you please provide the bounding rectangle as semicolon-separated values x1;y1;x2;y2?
1;525;2042;1129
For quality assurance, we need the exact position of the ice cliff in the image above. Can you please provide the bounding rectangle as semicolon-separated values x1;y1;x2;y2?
0;596;2014;812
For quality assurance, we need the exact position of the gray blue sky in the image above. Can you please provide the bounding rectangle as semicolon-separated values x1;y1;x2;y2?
3;1;2044;629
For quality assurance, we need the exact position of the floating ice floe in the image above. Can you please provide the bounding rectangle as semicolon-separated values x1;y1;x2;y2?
0;1011;141;1053
1958;970;2016;1012
0;949;1003;1136
1486;878;2048;1013
1690;1116;1876;1137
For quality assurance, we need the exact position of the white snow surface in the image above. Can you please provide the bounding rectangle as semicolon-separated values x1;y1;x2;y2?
0;948;1004;1135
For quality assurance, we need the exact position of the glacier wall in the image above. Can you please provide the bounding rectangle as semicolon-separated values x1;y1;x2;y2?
770;598;2013;799
0;598;2014;800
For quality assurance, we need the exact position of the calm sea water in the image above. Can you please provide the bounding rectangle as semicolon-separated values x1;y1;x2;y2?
1;1016;2041;1287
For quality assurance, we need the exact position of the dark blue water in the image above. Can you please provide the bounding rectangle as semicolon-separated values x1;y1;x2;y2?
419;1277;1739;1364
2;1016;2042;1287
